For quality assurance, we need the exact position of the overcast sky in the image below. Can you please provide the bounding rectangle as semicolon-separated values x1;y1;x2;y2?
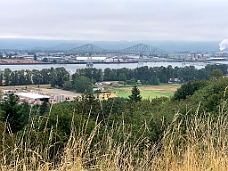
0;0;227;42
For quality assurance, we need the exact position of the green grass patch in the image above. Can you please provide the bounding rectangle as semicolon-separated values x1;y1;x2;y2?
117;90;174;99
107;84;180;100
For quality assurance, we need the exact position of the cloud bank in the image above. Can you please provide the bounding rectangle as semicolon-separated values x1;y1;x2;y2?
0;0;228;41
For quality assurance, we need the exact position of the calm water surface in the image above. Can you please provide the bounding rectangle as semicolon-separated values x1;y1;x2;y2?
0;61;227;72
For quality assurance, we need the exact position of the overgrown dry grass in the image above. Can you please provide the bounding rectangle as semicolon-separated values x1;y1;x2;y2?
1;102;228;171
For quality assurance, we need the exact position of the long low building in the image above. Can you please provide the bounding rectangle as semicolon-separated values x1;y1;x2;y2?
15;92;50;103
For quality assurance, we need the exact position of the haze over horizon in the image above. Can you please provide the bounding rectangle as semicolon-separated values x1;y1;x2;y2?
0;0;228;51
0;38;222;52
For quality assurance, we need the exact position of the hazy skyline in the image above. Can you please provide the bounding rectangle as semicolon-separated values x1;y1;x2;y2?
0;0;228;42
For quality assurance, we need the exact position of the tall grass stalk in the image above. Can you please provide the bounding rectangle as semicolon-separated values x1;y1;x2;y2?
1;102;228;170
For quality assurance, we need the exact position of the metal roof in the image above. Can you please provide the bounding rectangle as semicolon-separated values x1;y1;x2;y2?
15;92;50;99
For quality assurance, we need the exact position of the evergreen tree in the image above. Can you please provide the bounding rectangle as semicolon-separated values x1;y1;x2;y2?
40;101;48;115
0;94;29;132
50;67;57;87
128;86;142;102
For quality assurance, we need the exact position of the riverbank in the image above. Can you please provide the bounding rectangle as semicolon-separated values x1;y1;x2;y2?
0;61;227;72
0;61;139;65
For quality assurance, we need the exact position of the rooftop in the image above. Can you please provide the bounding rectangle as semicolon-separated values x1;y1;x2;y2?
15;92;50;99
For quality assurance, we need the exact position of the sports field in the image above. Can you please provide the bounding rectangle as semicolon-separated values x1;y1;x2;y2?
106;84;180;99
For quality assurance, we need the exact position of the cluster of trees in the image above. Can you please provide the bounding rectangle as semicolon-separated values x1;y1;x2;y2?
0;64;227;91
0;67;69;87
173;76;228;112
72;64;228;85
61;64;228;93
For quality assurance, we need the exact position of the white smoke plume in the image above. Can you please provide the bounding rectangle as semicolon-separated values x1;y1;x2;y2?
219;39;228;51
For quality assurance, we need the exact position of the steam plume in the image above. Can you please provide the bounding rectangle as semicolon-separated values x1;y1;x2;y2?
219;39;228;51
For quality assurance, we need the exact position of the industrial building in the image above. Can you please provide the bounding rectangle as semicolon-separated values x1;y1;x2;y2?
15;92;50;104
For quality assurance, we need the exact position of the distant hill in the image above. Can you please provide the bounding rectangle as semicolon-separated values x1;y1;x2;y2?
47;40;221;52
0;38;221;52
46;43;87;51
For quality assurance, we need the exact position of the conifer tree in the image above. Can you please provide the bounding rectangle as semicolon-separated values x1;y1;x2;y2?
128;86;142;102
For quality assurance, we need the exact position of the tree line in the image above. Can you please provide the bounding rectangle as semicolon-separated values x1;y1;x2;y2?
0;67;70;87
0;64;227;92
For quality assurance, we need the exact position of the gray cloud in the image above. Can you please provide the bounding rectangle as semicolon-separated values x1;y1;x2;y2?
0;0;228;41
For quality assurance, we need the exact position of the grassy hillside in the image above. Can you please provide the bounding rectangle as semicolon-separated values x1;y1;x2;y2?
2;78;228;170
1;107;228;171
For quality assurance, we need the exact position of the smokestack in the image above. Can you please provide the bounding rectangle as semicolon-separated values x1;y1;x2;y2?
219;39;228;51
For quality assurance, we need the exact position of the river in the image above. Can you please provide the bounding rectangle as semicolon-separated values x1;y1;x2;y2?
0;61;227;73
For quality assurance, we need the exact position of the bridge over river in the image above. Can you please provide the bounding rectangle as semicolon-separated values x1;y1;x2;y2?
66;43;170;67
